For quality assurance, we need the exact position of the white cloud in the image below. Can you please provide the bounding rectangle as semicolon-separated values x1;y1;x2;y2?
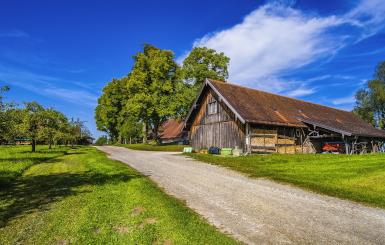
182;0;385;97
0;29;29;38
43;88;98;107
332;96;356;105
0;67;98;107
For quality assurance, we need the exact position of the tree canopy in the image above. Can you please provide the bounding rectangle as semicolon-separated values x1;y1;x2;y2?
94;76;129;142
182;47;230;87
126;43;182;142
94;44;231;144
353;61;385;129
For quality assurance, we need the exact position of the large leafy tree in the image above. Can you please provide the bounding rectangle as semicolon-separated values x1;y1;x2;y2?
182;47;230;87
95;76;130;143
353;61;385;129
127;43;182;143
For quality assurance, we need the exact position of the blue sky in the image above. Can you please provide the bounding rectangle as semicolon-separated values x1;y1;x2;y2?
1;0;385;140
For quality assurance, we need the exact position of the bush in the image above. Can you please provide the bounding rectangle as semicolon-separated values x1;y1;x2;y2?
95;135;108;145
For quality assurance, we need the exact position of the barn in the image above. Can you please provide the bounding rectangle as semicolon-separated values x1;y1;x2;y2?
182;78;385;154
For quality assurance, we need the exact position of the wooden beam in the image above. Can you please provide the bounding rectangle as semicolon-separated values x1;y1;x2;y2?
250;134;275;138
277;135;295;140
251;145;276;150
275;144;295;147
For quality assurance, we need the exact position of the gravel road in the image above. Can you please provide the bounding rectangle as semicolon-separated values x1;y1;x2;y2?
96;146;385;244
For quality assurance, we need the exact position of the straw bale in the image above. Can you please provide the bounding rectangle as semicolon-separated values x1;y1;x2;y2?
250;128;276;135
277;139;286;144
286;146;295;154
265;137;276;146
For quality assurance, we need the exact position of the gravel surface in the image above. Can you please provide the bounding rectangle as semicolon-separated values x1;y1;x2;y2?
96;146;385;244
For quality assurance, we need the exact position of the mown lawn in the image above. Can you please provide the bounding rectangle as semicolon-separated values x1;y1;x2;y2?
0;146;237;245
0;145;73;188
188;153;385;209
118;144;188;152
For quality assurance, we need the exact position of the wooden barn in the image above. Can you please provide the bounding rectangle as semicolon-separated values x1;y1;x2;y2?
182;78;385;154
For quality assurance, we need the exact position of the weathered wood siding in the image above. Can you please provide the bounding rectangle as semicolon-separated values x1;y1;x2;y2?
191;88;245;151
250;124;310;154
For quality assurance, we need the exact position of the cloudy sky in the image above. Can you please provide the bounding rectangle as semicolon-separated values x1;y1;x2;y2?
1;0;385;139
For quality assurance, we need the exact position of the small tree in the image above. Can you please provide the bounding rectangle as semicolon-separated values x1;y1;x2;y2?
353;61;385;129
95;135;108;145
40;108;69;149
19;101;45;152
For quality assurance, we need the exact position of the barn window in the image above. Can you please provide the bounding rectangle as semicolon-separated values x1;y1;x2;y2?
208;101;217;115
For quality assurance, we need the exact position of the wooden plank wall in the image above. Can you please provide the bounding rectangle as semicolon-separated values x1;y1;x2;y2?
250;124;304;154
191;88;245;151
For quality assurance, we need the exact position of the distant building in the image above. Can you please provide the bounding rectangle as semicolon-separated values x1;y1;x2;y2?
150;119;189;145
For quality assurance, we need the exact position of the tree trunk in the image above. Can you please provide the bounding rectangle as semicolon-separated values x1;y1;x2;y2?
124;138;127;145
118;133;122;144
153;124;158;143
32;139;36;152
130;137;132;144
142;123;147;144
49;141;51;149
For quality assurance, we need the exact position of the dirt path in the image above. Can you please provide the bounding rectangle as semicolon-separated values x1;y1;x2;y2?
96;146;385;244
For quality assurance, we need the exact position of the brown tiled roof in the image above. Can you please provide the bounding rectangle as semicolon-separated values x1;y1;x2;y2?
208;79;385;137
159;119;188;139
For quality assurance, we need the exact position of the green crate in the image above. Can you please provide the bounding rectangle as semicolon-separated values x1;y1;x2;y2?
183;147;193;153
221;148;233;155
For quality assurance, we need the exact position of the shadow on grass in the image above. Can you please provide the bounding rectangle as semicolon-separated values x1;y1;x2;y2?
0;168;141;228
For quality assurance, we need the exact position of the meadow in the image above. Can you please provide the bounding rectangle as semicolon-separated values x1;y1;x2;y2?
189;153;385;209
0;145;73;188
0;146;237;244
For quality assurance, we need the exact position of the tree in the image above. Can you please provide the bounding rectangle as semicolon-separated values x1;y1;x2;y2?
95;76;130;143
126;43;182;143
19;101;45;152
353;61;385;129
39;108;69;149
68;118;90;145
95;135;108;145
182;47;230;87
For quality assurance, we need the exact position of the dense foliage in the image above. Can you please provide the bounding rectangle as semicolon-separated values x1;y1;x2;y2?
353;61;385;129
94;44;230;143
0;86;91;151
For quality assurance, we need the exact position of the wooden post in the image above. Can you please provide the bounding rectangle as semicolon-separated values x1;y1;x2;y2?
276;126;279;153
283;127;286;154
301;131;303;154
263;125;265;150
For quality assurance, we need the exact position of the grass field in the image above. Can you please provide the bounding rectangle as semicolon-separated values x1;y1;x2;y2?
0;145;73;188
118;144;188;152
188;153;385;209
0;146;237;245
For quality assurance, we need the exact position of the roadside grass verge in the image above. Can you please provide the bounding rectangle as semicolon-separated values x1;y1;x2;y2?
117;143;188;152
187;153;385;209
0;146;238;244
0;145;73;188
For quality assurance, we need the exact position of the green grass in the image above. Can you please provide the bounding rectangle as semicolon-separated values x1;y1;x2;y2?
0;145;73;188
0;146;238;244
118;143;189;152
187;153;385;209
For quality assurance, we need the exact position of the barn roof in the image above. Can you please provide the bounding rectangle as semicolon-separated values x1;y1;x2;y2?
183;78;385;138
158;119;188;139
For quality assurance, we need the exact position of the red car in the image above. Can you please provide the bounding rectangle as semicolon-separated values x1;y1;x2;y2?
323;143;344;153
